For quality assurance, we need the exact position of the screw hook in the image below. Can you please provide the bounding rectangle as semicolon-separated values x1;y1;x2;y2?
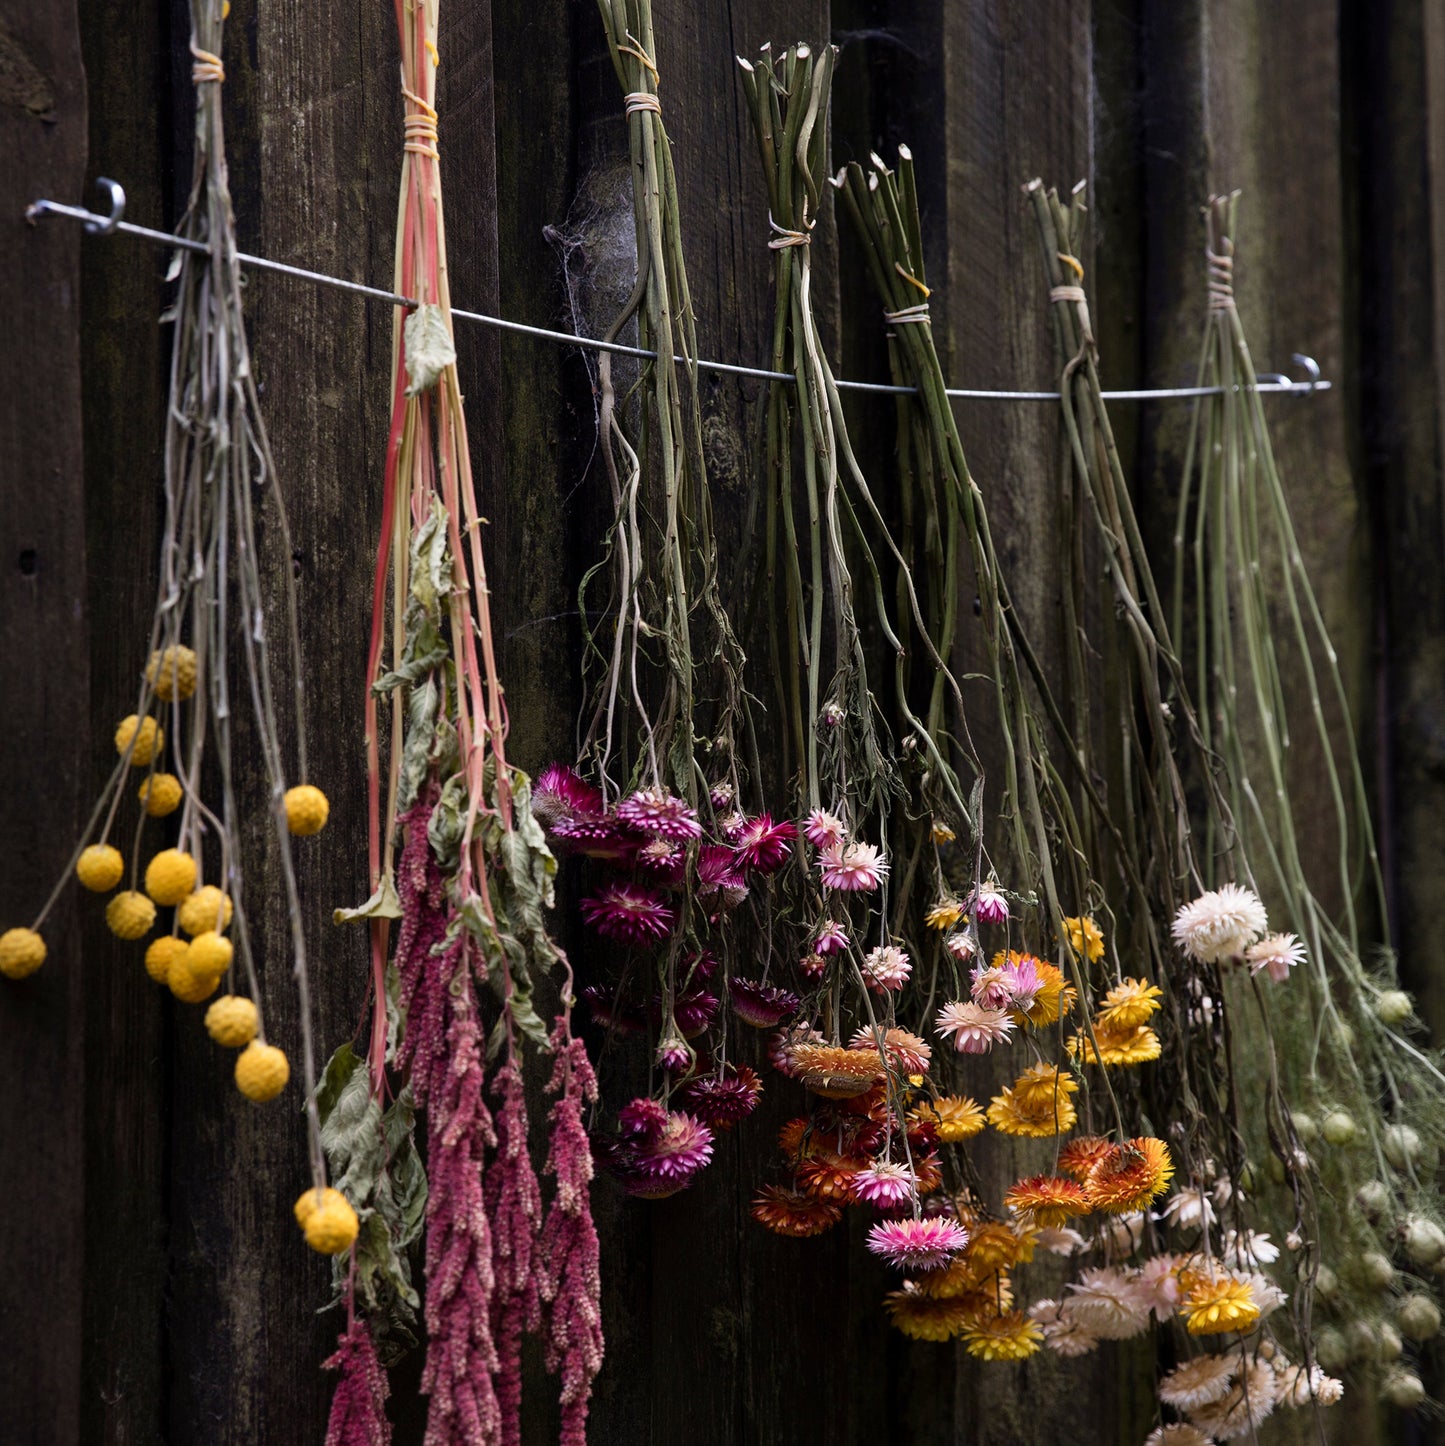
1290;353;1320;395
83;177;126;235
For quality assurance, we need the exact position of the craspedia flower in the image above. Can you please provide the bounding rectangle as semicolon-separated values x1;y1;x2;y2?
1085;1137;1174;1212
885;1284;976;1341
615;788;702;841
236;1041;289;1101
76;843;125;893
303;1193;361;1255
1171;883;1267;963
294;1185;349;1227
106;890;156;940
1246;932;1306;983
144;935;187;986
818;840;888;891
284;784;330;837
970;882;1009;925
0;926;46;980
750;1184;842;1238
866;1216;970;1270
935;1000;1014;1054
728;976;800;1028
1063;914;1106;962
168;949;222;1003
788;1043;883;1099
115;714;164;767
1158;1353;1237;1411
803;808;846;849
850;1025;931;1076
961;1311;1044;1361
177;886;233;937
682;1066;762;1129
926;899;965;931
987;1085;1077;1138
144;848;197;907
921;1095;986;1143
204;995;259;1048
1180;1274;1261;1336
145;644;197;702
1058;1135;1113;1181
854;1161;917;1207
733;813;797;873
1005;1175;1091;1228
579;882;675;945
187;930;234;978
1097;977;1163;1031
138;772;183;817
1068;1022;1162;1067
862;944;911;992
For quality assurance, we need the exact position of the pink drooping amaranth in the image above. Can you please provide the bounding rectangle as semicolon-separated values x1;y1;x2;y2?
866;1215;970;1270
861;944;912;992
538;1020;603;1446
683;1065;763;1129
971;881;1009;924
615;787;703;841
733;813;798;873
323;1318;392;1446
487;1055;543;1446
813;918;849;955
804;808;846;850
935;999;1015;1054
728;976;801;1027
533;764;604;829
394;796;454;1104
578;881;676;945
818;840;888;891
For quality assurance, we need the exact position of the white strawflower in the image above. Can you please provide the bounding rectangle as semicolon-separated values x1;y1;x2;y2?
1096;1210;1146;1256
1063;1267;1152;1340
1158;1352;1237;1411
1144;1428;1215;1446
1274;1362;1344;1408
1222;1229;1279;1267
1245;931;1306;982
1028;1298;1100;1358
1155;1185;1216;1231
1034;1224;1088;1255
1187;1358;1278;1440
1172;883;1267;963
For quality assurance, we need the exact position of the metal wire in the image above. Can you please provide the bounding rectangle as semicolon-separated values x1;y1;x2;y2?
26;180;1332;403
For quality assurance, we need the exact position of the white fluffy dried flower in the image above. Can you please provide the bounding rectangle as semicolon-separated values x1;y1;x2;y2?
1187;1359;1279;1440
1172;884;1267;963
1158;1353;1237;1411
1274;1362;1344;1408
1063;1267;1153;1340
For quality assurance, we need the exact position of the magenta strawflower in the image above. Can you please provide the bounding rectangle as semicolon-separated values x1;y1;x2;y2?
674;984;720;1038
804;808;847;849
866;1216;970;1269
618;1097;669;1136
323;1319;392;1446
769;1024;825;1075
695;845;748;909
605;1100;715;1198
814;919;849;955
615;787;703;841
581;984;643;1034
634;837;687;883
734;813;798;873
549;815;638;863
818;840;888;891
655;1034;692;1073
854;1160;917;1207
708;781;735;810
729;976;800;1027
971;881;1009;924
682;1065;763;1129
578;882;675;945
862;944;912;992
936;999;1015;1054
533;764;603;828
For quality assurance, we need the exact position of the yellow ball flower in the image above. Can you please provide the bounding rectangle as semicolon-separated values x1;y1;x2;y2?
0;927;46;980
76;843;125;893
138;773;183;817
106;890;156;940
168;950;220;1003
178;886;233;937
294;1185;349;1227
187;930;233;977
144;848;198;907
205;994;259;1047
115;715;164;767
144;936;188;986
303;1195;360;1255
145;644;197;702
283;784;330;837
236;1041;290;1101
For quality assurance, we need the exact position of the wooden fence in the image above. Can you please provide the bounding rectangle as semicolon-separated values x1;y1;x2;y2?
4;1;1444;1441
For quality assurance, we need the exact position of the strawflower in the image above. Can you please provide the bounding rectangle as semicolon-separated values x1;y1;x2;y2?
1097;977;1163;1031
1245;932;1306;982
1009;1062;1079;1114
1085;1138;1174;1213
970;882;1010;925
1187;1358;1278;1438
1063;1266;1152;1340
862;944;912;992
944;931;976;962
750;1184;842;1238
682;1066;763;1129
961;1310;1043;1361
818;840;888;892
1010;959;1076;1027
1068;1022;1162;1067
1028;1298;1100;1357
1063;914;1105;963
813;919;848;955
867;1216;970;1270
1004;1175;1090;1228
1058;1135;1113;1181
885;1284;976;1341
1158;1353;1236;1411
803;808;846;850
920;1094;986;1143
1180;1273;1261;1335
854;1160;917;1207
533;764;603;827
578;883;675;945
850;1025;931;1075
788;1043;882;1099
1171;883;1267;963
615;787;702;841
935;1000;1015;1054
733;813;797;873
728;977;800;1028
998;954;1043;1011
987;1085;1077;1138
925;899;965;931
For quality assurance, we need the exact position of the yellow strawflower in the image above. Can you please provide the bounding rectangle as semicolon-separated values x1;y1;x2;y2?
961;1310;1044;1360
1181;1275;1261;1336
284;784;330;837
236;1041;290;1101
303;1195;360;1255
930;820;956;844
178;886;233;937
915;1094;986;1143
144;848;198;906
205;995;259;1047
144;936;188;986
1064;915;1106;963
76;843;125;893
0;927;46;979
1097;977;1163;1031
106;890;156;940
925;900;965;931
145;644;197;702
138;773;183;817
115;715;163;767
1068;1022;1162;1067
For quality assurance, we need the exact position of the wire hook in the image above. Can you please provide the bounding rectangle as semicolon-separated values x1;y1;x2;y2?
84;178;126;235
1291;353;1321;394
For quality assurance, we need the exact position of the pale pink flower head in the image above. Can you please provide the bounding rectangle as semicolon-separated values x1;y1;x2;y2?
1028;1297;1100;1358
866;1215;969;1270
862;944;912;993
533;763;603;827
853;1160;917;1207
819;840;888;892
936;1000;1015;1054
803;808;847;850
616;787;703;842
999;955;1042;1011
728;977;800;1028
971;881;1009;925
798;952;828;981
1134;1252;1183;1319
944;931;977;962
1171;882;1267;963
1246;932;1306;982
849;1025;932;1075
734;813;798;874
813;919;849;955
579;882;675;945
970;963;1010;1009
1063;1266;1152;1340
682;1065;763;1130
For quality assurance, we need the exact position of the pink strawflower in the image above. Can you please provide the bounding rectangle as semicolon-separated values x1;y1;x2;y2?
862;944;912;992
1246;932;1306;982
549;815;638;863
682;1065;763;1129
971;881;1009;924
814;919;849;955
323;1319;392;1446
734;813;798;873
533;764;603;828
769;1024;825;1075
616;787;703;841
718;811;748;840
935;1000;1015;1054
804;808;847;849
970;964;1010;1009
538;1020;603;1446
999;955;1042;1011
695;845;748;909
607;1106;715;1198
674;984;720;1038
819;840;888;892
655;1035;692;1073
866;1216;970;1269
729;976;801;1027
854;1160;917;1207
798;952;828;981
944;931;977;962
578;882;675;945
634;837;687;883
618;1097;669;1137
848;1025;932;1075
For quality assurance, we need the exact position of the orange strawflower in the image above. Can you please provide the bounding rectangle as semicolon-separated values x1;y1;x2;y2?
1058;1134;1113;1181
1004;1174;1091;1228
788;1043;883;1098
1085;1137;1174;1213
796;1152;862;1202
751;1184;843;1237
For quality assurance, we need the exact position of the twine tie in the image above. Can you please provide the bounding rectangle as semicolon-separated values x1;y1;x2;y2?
1207;247;1234;312
190;43;224;85
768;214;812;250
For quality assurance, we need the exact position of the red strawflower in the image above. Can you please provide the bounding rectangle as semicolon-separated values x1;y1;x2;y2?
751;1184;843;1237
682;1065;763;1129
579;882;675;945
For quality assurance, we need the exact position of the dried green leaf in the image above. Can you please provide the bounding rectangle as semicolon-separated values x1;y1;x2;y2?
403;302;457;396
333;870;402;924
